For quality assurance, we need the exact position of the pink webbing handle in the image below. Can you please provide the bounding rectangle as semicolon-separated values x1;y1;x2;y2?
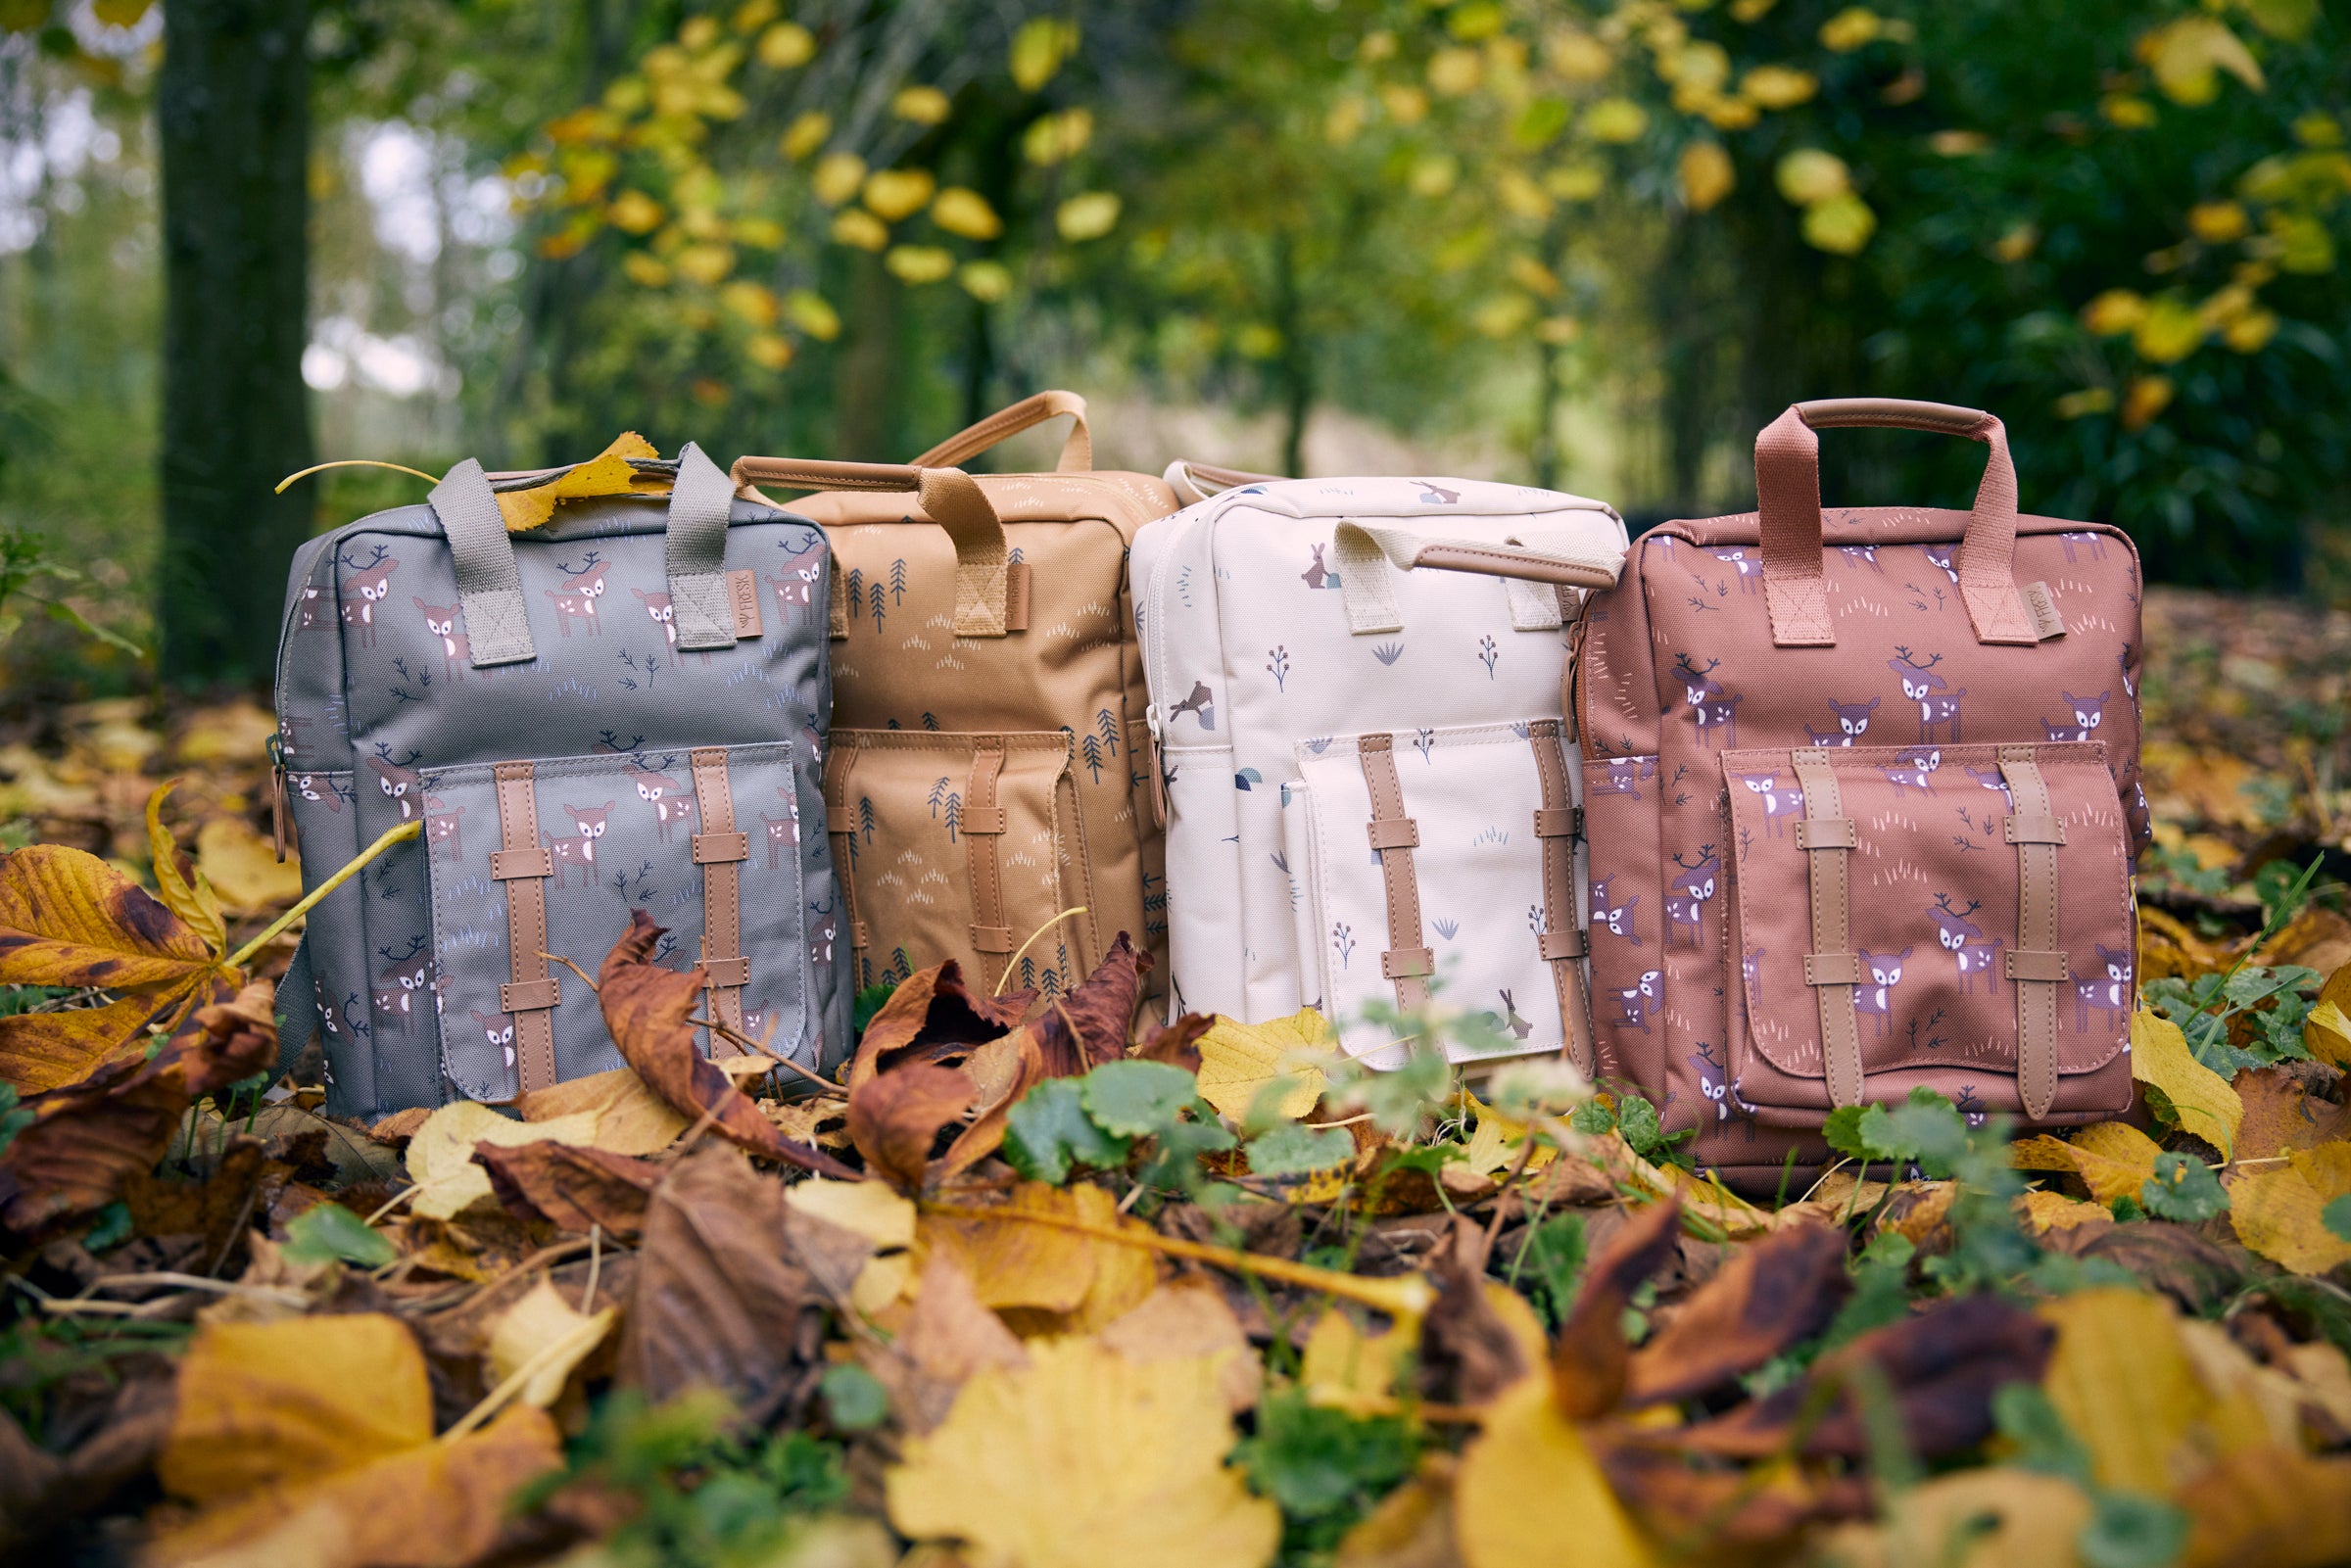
1754;398;2038;647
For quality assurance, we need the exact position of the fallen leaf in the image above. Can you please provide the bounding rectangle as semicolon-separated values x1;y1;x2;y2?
1302;1307;1413;1414
403;1101;600;1220
1621;1223;1847;1406
1593;1435;1872;1550
1810;1466;2093;1568
1460;1095;1557;1179
2132;1008;2243;1156
0;979;270;1233
488;1277;617;1408
865;1251;1033;1434
1024;931;1149;1077
515;1065;688;1155
921;1180;1162;1330
473;1140;660;1237
1333;1462;1458;1568
2062;1221;2243;1316
2017;1188;2114;1235
1418;1217;1529;1406
2304;997;2351;1070
849;959;1031;1090
886;1336;1280;1568
786;1176;916;1314
2233;1067;2351;1161
2013;1120;2166;1205
1099;1276;1260;1413
1454;1375;1655;1568
786;1175;917;1250
2040;1286;2201;1495
494;431;662;532
2230;1140;2351;1275
2180;1444;2351;1568
935;1027;1048;1183
1552;1198;1681;1420
151;1313;561;1567
194;816;304;911
1134;1011;1215;1073
145;780;227;955
846;1062;973;1192
599;910;858;1177
173;700;279;766
1194;1008;1336;1122
618;1143;817;1422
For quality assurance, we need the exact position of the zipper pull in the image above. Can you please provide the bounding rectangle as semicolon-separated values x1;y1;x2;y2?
267;733;291;863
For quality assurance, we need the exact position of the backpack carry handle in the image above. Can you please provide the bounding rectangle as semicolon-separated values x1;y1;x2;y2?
728;456;1024;638
910;389;1092;472
1753;398;2039;648
1163;459;1287;506
431;441;742;669
1328;519;1626;637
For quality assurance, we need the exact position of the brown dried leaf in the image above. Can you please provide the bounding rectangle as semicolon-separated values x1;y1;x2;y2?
849;960;1031;1089
1134;1011;1215;1074
1551;1198;1681;1420
1591;1430;1871;1548
617;1143;818;1422
2233;1067;2351;1161
846;1062;974;1193
0;979;269;1234
514;1064;688;1155
2181;1444;2351;1568
473;1139;661;1237
599;910;856;1178
1621;1222;1847;1407
935;1029;1047;1184
1417;1217;1529;1407
1026;931;1147;1078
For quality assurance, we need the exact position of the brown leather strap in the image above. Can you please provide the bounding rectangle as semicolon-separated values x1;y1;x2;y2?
823;745;871;976
965;743;1013;990
1526;720;1595;1074
1752;399;2037;648
2000;747;2065;1118
911;389;1091;471
1358;736;1431;1012
828;564;847;641
492;761;557;1096
689;748;748;1053
1792;749;1864;1109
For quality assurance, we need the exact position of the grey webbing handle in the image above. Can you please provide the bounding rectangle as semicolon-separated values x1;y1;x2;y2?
433;442;739;668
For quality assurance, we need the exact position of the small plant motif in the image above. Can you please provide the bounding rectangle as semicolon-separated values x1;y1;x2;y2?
1431;916;1461;940
1476;634;1499;679
1372;641;1405;667
1331;920;1356;970
1413;728;1435;764
1267;644;1290;691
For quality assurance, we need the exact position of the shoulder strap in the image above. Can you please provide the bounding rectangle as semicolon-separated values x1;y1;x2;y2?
912;390;1092;472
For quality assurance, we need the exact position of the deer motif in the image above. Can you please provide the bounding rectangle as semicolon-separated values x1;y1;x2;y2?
337;546;401;647
2059;531;2108;563
809;900;838;967
626;763;696;843
1709;546;1761;594
1729;769;1805;837
1837;544;1885;574
366;753;427;822
1591;876;1640;944
764;564;822;626
469;1010;516;1071
413;598;470;680
1497;989;1533;1041
371;938;431;1035
1301;543;1342;590
2074;943;2133;1032
1799;695;1880;749
545;554;610;637
1742;946;1765;1000
297;583;331;633
1962;766;2015;807
1665;847;1719;948
628;587;712;663
762;814;798;868
1589;756;1655;798
289;773;342;813
1690;1041;1757;1134
422;796;465;863
1880;747;1942;799
1853;947;1911;1037
1670;654;1743;748
1613;970;1662;1034
1930;894;2004;996
1921;544;1961;585
1889;648;1966;742
2040;689;2109;743
541;802;612;889
1167;680;1216;732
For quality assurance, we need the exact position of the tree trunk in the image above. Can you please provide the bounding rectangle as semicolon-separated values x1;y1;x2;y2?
1271;230;1312;478
157;0;313;688
836;249;901;461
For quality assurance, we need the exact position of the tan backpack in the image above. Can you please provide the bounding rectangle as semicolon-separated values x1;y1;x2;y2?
734;393;1179;1008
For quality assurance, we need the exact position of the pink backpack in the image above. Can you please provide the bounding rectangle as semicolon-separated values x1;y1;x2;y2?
1576;399;2148;1186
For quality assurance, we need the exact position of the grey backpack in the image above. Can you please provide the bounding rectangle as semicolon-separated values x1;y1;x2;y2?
269;446;846;1116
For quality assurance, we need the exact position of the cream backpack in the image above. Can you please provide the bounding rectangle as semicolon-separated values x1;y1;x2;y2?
1135;473;1628;1069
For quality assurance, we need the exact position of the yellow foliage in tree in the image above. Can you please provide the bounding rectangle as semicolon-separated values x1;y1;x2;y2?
780;110;830;161
933;187;1004;241
887;245;956;285
1584;98;1648;144
756;21;813;71
1742;64;1818;110
959;261;1015;303
812;151;867;207
2138;16;2265;107
864;168;936;222
1011;17;1081;93
894;85;952;125
1678;141;1736;213
832;210;889;252
1056;192;1122;242
1775;148;1851;206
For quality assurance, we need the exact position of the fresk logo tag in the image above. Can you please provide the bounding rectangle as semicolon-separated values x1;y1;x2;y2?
728;568;763;639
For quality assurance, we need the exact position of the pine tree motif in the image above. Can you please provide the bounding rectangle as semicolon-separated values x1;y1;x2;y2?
871;593;886;634
929;777;949;817
942;791;963;841
847;567;865;622
889;557;907;604
1080;733;1104;783
921;712;940;732
1095;708;1119;757
859;796;876;843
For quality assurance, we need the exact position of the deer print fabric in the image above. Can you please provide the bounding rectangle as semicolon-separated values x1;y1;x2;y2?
274;489;844;1116
1577;486;2148;1187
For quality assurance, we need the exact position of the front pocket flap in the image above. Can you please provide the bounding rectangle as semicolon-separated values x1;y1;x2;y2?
424;742;806;1099
1721;741;2132;1082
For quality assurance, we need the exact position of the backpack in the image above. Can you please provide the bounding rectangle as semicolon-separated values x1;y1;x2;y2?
270;446;847;1116
731;393;1179;1005
1577;400;2150;1187
1133;474;1628;1069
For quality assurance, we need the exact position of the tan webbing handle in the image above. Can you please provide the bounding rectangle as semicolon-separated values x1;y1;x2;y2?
1164;459;1287;505
730;458;1023;637
912;390;1092;472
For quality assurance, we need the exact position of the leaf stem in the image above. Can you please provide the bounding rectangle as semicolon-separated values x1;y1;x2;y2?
226;820;421;973
993;906;1087;994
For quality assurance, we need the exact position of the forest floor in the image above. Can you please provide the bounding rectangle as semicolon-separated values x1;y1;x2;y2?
0;584;2347;1568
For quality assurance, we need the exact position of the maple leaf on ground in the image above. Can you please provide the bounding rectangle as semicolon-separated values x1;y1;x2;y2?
598;910;857;1178
0;978;273;1235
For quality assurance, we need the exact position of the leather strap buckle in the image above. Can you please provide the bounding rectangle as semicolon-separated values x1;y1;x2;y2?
692;830;750;864
1803;951;1861;987
1794;817;1857;850
1367;817;1420;850
501;976;559;1013
1380;947;1434;979
491;846;552;879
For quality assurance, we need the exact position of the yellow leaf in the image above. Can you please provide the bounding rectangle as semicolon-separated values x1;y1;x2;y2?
2040;1287;2200;1495
1775;148;1852;206
2134;296;2206;363
1454;1376;1655;1568
1195;1009;1336;1122
1819;6;1883;51
932;187;1003;241
1427;46;1482;96
787;289;841;341
1677;142;1736;213
2083;288;2149;336
2139;16;2264;107
494;432;663;532
1009;18;1080;93
1814;1467;2093;1568
1584;98;1648;144
1801;193;1877;255
756;21;813;69
1056;192;1121;242
1023;108;1094;166
195;817;304;912
1300;1307;1411;1412
959;261;1014;303
887;245;957;284
2181;1445;2351;1568
1461;1095;1556;1178
893;85;951;124
813;151;867;207
2062;1120;2165;1205
887;1337;1279;1568
832;210;889;252
2189;201;2251;244
146;782;227;955
864;167;936;222
2121;374;2175;431
2131;1008;2243;1155
780;109;830;161
1099;1277;1259;1413
2303;998;2351;1069
515;1065;688;1156
405;1102;601;1220
488;1278;617;1408
2017;1188;2112;1234
920;1181;1159;1332
92;0;153;25
1741;64;1817;110
2230;1141;2351;1275
607;189;665;234
788;1175;917;1250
